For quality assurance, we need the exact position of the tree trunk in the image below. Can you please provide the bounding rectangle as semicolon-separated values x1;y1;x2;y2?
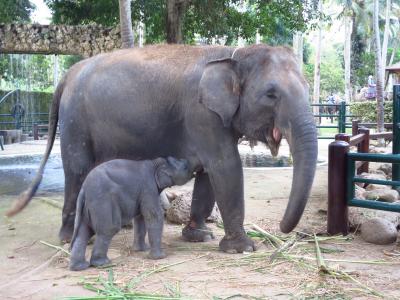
381;0;391;89
344;12;353;103
119;0;134;48
373;0;385;140
166;0;187;44
292;32;303;71
312;0;323;123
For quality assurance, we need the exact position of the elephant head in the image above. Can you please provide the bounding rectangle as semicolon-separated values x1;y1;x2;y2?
199;45;318;233
155;157;192;190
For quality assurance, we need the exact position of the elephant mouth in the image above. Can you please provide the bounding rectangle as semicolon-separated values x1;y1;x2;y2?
265;126;282;157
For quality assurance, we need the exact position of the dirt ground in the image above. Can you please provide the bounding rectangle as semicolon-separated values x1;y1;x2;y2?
1;140;400;299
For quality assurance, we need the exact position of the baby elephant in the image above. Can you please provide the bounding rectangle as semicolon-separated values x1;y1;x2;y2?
69;157;192;271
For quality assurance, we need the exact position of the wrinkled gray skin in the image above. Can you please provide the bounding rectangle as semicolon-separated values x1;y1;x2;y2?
10;44;318;254
69;157;192;271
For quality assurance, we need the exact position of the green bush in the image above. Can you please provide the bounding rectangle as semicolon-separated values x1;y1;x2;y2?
349;101;392;123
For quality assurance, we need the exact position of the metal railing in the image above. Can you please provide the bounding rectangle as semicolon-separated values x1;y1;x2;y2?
311;102;353;139
0;112;49;133
327;84;400;235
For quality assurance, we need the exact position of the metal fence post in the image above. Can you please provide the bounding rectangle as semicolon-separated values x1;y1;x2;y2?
393;85;400;183
338;102;346;133
328;140;350;235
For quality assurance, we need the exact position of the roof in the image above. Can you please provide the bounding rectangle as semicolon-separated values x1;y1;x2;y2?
386;62;400;72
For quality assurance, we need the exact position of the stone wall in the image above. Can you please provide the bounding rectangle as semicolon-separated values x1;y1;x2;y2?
0;24;122;57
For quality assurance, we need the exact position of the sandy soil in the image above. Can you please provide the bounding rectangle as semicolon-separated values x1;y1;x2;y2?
1;140;400;299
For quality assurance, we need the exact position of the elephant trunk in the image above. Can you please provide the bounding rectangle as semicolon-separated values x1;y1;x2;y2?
279;110;318;233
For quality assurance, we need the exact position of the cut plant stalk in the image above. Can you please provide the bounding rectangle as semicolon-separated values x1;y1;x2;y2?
40;240;70;256
314;233;329;274
250;224;284;247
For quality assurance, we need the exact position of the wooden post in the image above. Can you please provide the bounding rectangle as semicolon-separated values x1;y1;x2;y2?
328;140;350;235
335;133;350;142
358;127;370;174
33;124;39;140
352;120;359;136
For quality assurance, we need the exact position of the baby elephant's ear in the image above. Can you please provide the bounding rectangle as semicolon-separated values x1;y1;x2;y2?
198;59;240;127
155;166;172;190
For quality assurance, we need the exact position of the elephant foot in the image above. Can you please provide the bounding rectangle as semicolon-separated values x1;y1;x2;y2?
182;221;214;242
59;226;73;244
69;260;90;271
219;234;255;254
90;256;111;267
133;242;150;252
148;249;166;260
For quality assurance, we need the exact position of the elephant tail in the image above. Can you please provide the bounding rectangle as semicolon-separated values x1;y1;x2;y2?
6;76;66;217
70;189;85;250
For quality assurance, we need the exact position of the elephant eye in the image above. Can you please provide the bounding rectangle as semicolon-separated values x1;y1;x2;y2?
266;87;278;100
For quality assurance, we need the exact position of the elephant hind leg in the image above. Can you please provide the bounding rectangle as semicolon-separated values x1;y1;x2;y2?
60;172;89;243
182;172;215;242
90;234;113;267
69;223;93;271
59;136;94;243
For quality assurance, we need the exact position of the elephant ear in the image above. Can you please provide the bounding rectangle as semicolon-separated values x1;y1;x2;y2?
155;165;173;190
198;59;240;127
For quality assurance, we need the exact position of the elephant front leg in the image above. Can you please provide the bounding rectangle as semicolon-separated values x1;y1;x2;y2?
182;172;215;242
210;158;255;253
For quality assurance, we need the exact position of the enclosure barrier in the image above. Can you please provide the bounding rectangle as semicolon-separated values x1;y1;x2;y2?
311;102;352;139
33;123;50;140
327;84;400;235
0;112;48;133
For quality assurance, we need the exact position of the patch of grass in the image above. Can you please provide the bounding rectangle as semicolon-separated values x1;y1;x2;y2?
65;269;188;300
65;254;209;300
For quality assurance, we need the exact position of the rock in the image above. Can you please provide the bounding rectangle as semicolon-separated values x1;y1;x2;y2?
166;191;221;224
360;218;397;245
359;172;387;181
165;190;177;201
369;146;388;154
365;184;391;191
369;169;386;176
359;172;389;190
364;189;399;203
355;185;366;199
348;207;400;230
378;164;392;177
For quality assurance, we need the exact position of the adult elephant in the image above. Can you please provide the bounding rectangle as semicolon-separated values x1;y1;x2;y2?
7;44;318;253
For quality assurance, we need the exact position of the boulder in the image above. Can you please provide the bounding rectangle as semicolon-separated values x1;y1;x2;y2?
166;191;221;224
364;189;399;203
349;206;400;230
355;185;366;199
359;172;387;181
378;164;392;177
359;172;389;190
369;146;389;154
360;218;397;245
365;184;391;191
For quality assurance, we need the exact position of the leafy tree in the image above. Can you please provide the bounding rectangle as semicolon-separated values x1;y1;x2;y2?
304;44;345;100
45;0;322;45
0;0;35;23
